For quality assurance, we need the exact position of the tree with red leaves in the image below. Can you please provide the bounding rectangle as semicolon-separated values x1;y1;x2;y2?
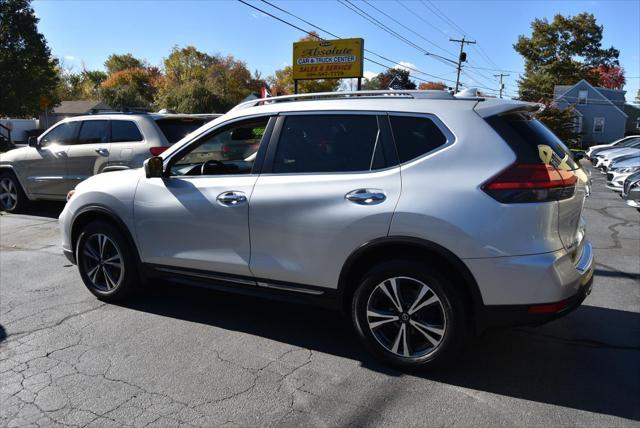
591;65;626;89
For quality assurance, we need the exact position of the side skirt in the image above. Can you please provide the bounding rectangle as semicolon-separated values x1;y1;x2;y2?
141;264;339;310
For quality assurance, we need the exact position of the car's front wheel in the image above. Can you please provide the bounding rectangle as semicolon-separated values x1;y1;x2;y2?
0;171;28;213
76;220;141;302
352;260;468;369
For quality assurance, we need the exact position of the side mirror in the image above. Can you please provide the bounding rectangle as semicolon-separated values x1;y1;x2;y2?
573;151;585;161
28;136;39;148
144;156;164;178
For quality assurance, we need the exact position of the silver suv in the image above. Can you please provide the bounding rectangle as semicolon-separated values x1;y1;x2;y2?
59;91;594;369
0;112;219;212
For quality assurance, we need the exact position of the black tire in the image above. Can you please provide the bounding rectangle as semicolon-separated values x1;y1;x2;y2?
352;260;468;370
76;220;141;302
0;171;28;213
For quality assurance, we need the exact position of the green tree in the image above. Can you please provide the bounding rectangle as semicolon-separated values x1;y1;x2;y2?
157;46;258;112
56;66;107;101
0;0;60;117
362;68;416;90
100;67;161;110
104;53;146;75
514;13;620;102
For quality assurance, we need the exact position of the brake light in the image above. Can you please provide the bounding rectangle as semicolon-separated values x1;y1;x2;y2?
149;147;168;156
482;163;577;203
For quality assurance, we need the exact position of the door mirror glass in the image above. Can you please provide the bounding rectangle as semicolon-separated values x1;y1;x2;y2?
144;156;164;178
28;136;39;148
573;151;585;161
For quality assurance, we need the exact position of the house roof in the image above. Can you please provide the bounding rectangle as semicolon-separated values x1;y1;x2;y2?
554;79;627;118
52;100;111;114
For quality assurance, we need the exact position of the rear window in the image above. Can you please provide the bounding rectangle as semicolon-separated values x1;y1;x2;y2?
486;113;579;171
389;116;448;163
155;118;207;144
111;120;143;142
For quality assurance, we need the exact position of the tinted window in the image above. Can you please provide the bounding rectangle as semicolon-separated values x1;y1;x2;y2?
77;120;109;145
156;118;207;144
170;118;269;176
273;115;385;173
111;121;143;142
40;122;79;146
486;113;579;171
389;116;447;163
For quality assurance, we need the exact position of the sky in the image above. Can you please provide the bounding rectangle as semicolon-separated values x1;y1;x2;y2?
32;0;640;101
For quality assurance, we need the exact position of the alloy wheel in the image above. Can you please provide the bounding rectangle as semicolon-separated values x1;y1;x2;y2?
366;276;447;358
0;177;18;211
82;234;124;292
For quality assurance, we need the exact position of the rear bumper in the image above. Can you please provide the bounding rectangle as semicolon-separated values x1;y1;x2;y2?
470;240;594;328
479;272;593;328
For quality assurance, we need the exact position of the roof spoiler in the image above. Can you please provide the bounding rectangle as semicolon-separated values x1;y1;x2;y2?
474;99;544;118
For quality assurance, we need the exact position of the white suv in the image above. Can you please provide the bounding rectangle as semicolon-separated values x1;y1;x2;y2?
59;91;594;369
0;112;219;212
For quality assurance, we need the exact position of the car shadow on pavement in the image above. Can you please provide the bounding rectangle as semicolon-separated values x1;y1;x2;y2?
119;282;640;421
5;201;66;219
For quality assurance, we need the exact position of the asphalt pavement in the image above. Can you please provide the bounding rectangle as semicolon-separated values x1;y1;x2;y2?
1;164;639;427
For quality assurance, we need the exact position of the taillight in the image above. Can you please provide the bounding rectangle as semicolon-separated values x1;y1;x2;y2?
482;163;577;203
149;147;168;157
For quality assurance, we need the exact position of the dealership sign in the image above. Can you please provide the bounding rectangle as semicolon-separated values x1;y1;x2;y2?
292;38;364;80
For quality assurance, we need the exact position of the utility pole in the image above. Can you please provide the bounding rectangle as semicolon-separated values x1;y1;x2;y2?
449;36;476;93
494;73;509;98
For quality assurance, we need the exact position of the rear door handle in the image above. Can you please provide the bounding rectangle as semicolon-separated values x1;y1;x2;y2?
95;147;109;156
54;150;67;157
217;191;247;206
346;189;386;205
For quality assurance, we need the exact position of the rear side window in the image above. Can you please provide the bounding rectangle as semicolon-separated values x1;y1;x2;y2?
389;116;448;163
40;122;79;146
273;115;385;173
155;118;207;144
486;113;579;171
77;120;109;145
111;120;143;142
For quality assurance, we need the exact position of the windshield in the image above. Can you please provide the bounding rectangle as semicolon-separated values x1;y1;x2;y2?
155;118;208;144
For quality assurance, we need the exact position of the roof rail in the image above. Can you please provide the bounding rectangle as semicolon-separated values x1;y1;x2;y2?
89;107;153;115
229;89;469;112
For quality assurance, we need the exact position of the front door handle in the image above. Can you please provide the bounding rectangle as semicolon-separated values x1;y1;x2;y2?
346;189;386;205
95;147;109;156
217;191;247;206
54;150;67;157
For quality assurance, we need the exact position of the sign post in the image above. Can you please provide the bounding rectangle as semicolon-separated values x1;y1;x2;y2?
292;38;364;94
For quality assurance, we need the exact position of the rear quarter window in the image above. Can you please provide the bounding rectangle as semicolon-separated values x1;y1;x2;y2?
389;116;448;163
111;120;143;142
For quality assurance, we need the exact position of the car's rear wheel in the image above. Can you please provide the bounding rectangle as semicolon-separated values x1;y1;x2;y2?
0;171;28;213
352;260;468;369
76;220;140;302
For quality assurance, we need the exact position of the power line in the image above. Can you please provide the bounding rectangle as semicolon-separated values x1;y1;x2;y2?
244;0;460;86
361;0;457;59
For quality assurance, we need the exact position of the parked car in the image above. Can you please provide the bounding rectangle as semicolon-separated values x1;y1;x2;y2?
622;171;640;210
0;112;219;212
59;90;593;370
591;139;640;169
586;135;640;158
606;156;640;192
